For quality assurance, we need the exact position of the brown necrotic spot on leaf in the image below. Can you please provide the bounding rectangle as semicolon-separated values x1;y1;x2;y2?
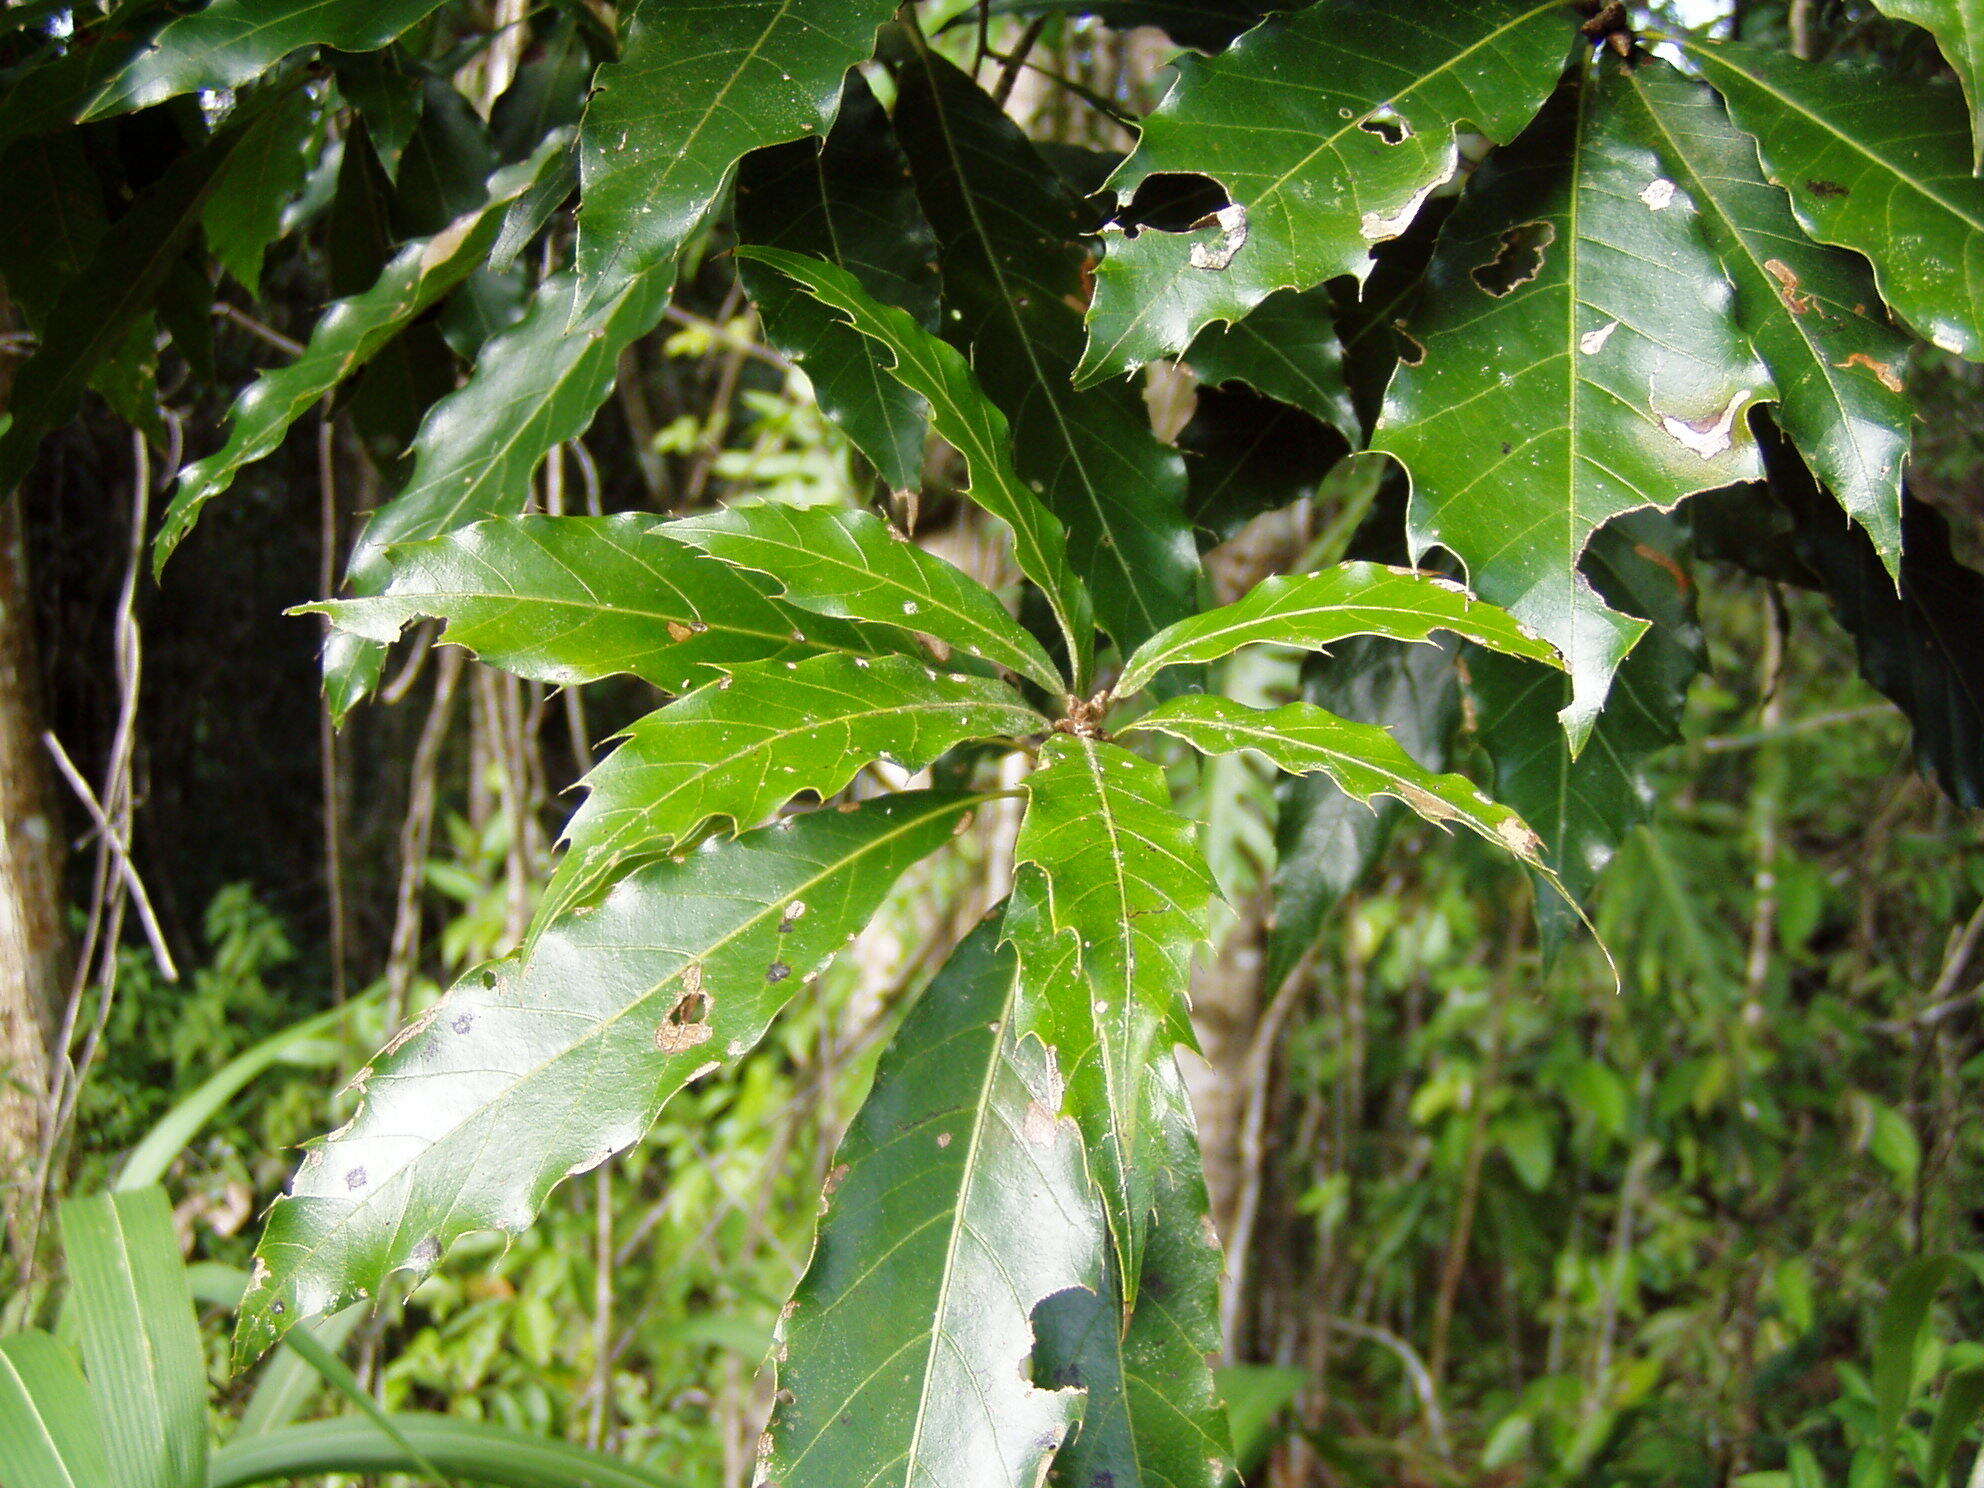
1190;204;1249;271
1806;178;1849;198
1837;351;1905;391
1764;258;1816;315
666;620;694;642
1471;221;1555;297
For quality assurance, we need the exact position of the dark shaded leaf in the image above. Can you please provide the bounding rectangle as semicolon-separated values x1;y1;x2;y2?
892;41;1202;660
737;71;939;490
1265;635;1459;988
1466;511;1701;946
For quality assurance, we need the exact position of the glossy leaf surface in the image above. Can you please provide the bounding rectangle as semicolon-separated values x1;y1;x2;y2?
1624;58;1910;574
892;44;1200;660
325;263;676;717
764;915;1103;1488
541;654;1041;925
736;73;939;490
160;134;572;567
736;246;1095;669
1685;39;1984;359
1035;1058;1231;1488
1126;693;1548;866
1080;0;1572;378
81;1;452;118
1117;561;1559;696
235;791;978;1364
1015;735;1218;1298
1375;59;1769;746
574;0;894;306
1182;285;1358;435
1870;1;1984;170
309;514;903;692
667;503;1066;694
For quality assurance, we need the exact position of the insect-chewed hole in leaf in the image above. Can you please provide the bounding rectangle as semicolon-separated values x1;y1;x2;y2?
1359;109;1411;145
655;970;713;1053
1394;321;1427;366
1471;220;1556;297
1116;171;1232;235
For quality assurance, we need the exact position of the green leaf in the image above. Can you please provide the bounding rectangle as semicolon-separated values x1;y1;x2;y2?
735;246;1096;675
1761;424;1984;810
762;913;1104;1488
541;653;1041;926
667;503;1066;694
1125;693;1549;867
1180;385;1349;546
0;114;244;492
158;132;572;568
1875;1255;1961;1443
1927;1363;1984;1487
203;84;320;297
309;513;904;693
1034;1058;1232;1488
1622;58;1910;574
573;0;895;307
0;131;106;333
324;261;677;718
1014;736;1219;1301
1182;285;1358;435
891;42;1201;661
737;72;939;490
1869;2;1984;171
60;1189;206;1488
1684;39;1984;360
207;1416;678;1488
81;1;454;119
1079;0;1573;379
1468;512;1699;944
1266;635;1459;989
0;1333;108;1488
1218;1365;1309;1482
234;790;978;1365
1117;561;1560;696
1373;57;1770;747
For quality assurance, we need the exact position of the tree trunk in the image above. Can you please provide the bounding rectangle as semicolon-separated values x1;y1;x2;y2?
0;485;63;1255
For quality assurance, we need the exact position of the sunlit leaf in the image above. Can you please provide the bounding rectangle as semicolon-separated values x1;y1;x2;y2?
668;502;1066;694
236;791;980;1365
1374;56;1770;746
540;653;1041;925
763;913;1104;1488
1117;562;1559;696
1080;0;1572;378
